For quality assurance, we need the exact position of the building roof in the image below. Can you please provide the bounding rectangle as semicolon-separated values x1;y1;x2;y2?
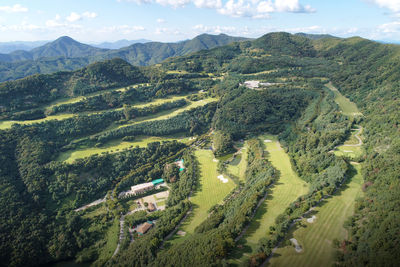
137;222;153;234
151;179;164;185
131;182;154;191
148;202;156;212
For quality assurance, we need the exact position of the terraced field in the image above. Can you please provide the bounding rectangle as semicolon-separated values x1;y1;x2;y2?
169;149;235;243
230;135;309;264
269;164;363;267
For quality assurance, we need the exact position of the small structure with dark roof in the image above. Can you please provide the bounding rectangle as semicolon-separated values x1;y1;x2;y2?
137;222;153;235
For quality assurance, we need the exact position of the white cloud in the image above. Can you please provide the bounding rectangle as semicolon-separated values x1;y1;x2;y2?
101;25;145;34
119;0;315;17
378;20;400;33
193;0;223;9
157;18;166;23
66;11;98;22
193;24;237;34
83;11;98;19
66;12;81;22
0;4;28;13
155;0;191;8
218;0;315;18
367;0;400;12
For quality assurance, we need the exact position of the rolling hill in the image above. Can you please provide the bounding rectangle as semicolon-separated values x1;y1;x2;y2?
0;33;249;82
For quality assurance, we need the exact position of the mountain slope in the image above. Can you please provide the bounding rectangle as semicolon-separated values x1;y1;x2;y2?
30;36;107;59
93;39;152;49
0;34;249;82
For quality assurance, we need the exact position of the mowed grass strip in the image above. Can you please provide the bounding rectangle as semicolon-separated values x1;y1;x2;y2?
269;164;363;267
171;149;235;242
326;82;362;117
231;135;308;263
57;135;189;163
227;142;248;182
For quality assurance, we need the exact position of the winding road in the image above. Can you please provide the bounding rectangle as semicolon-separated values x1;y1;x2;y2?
342;126;363;147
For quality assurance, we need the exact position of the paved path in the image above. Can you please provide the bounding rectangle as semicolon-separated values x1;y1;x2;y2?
342;126;363;147
74;196;106;212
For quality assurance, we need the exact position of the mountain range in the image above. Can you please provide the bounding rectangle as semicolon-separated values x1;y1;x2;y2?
0;34;249;82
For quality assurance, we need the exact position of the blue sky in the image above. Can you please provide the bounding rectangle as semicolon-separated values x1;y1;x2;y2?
0;0;399;42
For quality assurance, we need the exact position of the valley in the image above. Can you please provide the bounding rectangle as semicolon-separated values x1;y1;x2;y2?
0;31;398;267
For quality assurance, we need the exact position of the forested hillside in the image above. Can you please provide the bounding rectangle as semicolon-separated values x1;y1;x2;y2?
0;33;248;82
0;32;398;267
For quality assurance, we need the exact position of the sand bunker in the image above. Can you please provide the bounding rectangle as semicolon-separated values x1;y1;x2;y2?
213;158;219;162
264;139;272;143
290;238;303;253
217;175;229;183
177;230;186;236
307;215;317;223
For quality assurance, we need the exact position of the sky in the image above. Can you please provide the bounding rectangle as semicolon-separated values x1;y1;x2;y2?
0;0;400;43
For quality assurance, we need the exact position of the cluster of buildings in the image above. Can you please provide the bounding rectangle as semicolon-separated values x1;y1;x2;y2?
118;179;164;198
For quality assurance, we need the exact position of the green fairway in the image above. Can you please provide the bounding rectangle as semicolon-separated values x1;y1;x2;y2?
326;82;362;117
230;135;309;263
0;113;76;130
226;141;248;182
334;126;363;159
170;149;235;242
57;135;191;163
269;163;363;267
116;97;217;129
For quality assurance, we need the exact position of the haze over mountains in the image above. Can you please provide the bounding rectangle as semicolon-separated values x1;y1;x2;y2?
0;33;248;82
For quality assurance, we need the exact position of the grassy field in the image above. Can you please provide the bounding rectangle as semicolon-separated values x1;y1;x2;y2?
326;82;362;117
334;145;363;159
0;113;76;130
169;149;235;243
57;135;191;163
230;135;309;264
226;141;248;182
116;97;217;129
334;126;363;159
269;163;363;267
97;218;120;263
0;92;196;130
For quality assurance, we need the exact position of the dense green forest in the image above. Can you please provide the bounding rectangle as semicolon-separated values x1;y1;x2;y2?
0;34;248;82
0;32;399;267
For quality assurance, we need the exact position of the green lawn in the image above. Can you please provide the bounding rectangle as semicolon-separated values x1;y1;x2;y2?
326;82;362;117
0;92;200;130
269;163;363;267
116;97;217;129
0;113;76;130
334;126;363;159
57;135;190;163
169;149;235;243
334;145;363;159
227;141;248;182
96;218;120;262
230;135;309;264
